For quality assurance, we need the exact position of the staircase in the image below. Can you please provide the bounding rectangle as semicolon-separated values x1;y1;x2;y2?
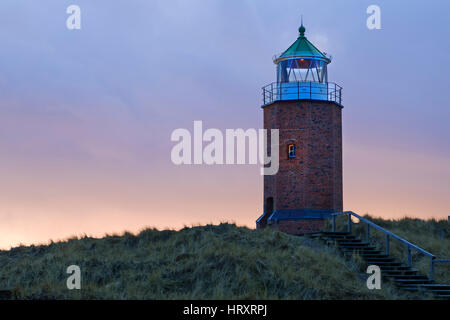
309;231;450;299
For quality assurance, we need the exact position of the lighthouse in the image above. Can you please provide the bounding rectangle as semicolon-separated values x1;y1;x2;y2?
256;23;343;234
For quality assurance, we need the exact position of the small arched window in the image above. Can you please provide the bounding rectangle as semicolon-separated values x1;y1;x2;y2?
288;144;296;159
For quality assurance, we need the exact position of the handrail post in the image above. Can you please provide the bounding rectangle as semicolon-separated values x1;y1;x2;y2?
430;257;434;281
347;213;351;233
366;224;370;243
270;83;273;103
407;245;412;267
333;85;335;102
327;82;329;101
332;215;336;232
310;81;312;100
385;234;390;255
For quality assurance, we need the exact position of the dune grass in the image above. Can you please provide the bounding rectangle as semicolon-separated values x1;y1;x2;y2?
0;222;411;300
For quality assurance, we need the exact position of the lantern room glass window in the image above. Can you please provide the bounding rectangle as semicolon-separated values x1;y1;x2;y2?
277;58;328;83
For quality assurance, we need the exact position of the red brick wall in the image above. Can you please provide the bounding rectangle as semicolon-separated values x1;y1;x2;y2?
263;100;343;215
269;219;325;235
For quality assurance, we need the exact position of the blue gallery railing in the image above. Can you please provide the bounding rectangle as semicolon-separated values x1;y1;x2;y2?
262;81;342;106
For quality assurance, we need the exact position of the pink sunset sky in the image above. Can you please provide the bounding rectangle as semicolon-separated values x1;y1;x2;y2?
1;0;450;249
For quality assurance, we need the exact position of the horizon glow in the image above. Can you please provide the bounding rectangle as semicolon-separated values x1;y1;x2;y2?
1;0;450;249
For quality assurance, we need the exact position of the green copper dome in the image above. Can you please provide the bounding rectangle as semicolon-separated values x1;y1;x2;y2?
274;24;330;64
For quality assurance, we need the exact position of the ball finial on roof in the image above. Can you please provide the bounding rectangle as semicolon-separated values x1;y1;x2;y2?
299;24;306;37
299;15;306;37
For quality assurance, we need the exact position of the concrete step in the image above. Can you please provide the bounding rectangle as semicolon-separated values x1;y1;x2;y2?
359;253;390;258
335;239;362;243
339;243;370;247
415;284;450;290
366;257;396;263
340;246;377;251
396;286;450;299
342;249;383;256
386;275;429;280
365;261;403;267
397;284;450;292
308;233;323;238
338;242;370;247
340;244;371;248
322;232;352;236
379;265;412;271
430;290;450;294
321;232;355;236
384;270;418;276
395;279;434;285
322;236;357;241
397;286;423;292
310;234;357;241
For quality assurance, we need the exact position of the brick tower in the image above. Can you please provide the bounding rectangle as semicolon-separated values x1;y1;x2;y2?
256;23;343;234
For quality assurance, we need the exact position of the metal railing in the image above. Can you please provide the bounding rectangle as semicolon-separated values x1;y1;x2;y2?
262;81;342;106
331;211;450;281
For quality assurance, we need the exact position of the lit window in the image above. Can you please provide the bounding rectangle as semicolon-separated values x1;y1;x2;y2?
288;144;296;158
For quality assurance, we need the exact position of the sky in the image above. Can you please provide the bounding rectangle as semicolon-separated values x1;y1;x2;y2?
0;0;450;249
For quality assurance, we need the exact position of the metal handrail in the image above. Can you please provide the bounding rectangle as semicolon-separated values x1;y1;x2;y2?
330;211;449;281
261;81;343;106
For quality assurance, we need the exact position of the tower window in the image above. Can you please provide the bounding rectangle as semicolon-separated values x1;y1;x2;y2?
288;144;296;159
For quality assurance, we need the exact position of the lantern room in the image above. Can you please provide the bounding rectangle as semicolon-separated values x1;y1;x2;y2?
275;24;330;83
262;24;342;106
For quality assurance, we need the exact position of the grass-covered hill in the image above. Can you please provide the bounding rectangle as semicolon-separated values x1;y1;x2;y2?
0;218;448;300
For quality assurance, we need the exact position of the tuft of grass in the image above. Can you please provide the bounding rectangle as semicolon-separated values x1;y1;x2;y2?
0;223;410;300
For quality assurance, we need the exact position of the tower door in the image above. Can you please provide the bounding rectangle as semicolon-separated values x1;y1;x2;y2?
266;197;274;216
259;197;274;228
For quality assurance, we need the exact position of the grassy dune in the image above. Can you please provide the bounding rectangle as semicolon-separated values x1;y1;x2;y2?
0;223;410;300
